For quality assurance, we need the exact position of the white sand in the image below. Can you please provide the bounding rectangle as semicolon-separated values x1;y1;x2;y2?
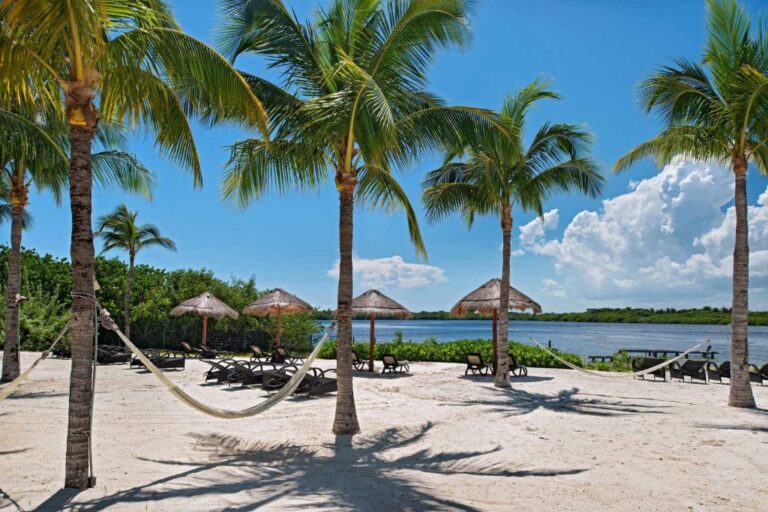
0;352;766;511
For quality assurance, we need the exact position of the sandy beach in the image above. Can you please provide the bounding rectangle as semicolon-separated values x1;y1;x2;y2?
0;352;766;511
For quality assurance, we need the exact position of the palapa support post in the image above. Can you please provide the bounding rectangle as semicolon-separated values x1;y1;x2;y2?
275;308;282;347
492;309;498;375
201;316;208;346
369;314;375;372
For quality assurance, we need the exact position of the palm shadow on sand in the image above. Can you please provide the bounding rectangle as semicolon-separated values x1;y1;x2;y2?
39;423;586;512
444;386;671;417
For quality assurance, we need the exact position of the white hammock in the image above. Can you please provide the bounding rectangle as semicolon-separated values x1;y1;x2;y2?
529;337;708;379
98;307;335;419
0;321;71;401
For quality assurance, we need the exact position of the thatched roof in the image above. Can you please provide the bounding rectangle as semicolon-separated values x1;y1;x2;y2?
451;278;542;316
351;289;412;319
169;292;239;320
243;288;313;317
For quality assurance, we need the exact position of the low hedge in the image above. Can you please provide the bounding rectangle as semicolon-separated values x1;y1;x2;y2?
317;338;582;369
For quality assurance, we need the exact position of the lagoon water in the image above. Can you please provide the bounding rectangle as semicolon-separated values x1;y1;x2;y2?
321;319;768;363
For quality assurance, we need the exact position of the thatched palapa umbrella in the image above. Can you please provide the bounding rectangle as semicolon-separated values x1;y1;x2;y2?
170;292;239;346
451;278;541;372
243;288;312;347
352;289;412;372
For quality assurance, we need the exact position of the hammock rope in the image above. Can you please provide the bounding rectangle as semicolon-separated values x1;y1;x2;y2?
0;321;71;401
529;337;708;379
97;306;336;419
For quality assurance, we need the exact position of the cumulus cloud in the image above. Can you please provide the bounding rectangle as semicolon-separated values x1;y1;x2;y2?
517;158;768;307
327;255;447;290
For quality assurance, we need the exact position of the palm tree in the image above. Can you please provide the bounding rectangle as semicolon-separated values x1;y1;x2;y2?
423;80;603;388
614;0;766;408
96;204;176;340
0;106;153;383
218;0;500;434
0;1;268;488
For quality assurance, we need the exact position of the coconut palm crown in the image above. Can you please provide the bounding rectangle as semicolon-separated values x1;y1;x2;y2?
423;79;603;387
614;0;767;408
218;0;503;435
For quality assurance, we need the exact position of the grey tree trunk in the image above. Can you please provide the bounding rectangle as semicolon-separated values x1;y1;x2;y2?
65;123;97;488
124;253;134;340
728;156;756;408
1;198;25;382
332;173;360;435
495;204;512;388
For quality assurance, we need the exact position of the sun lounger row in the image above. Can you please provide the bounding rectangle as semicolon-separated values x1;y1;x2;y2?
96;345;132;365
632;358;767;384
464;353;528;377
199;358;337;396
350;350;410;374
181;342;234;359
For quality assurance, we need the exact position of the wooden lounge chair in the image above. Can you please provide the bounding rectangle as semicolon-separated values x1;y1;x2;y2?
250;345;270;363
180;341;203;359
351;350;368;371
464;353;491;376
381;354;409;374
630;357;668;381
96;345;131;364
508;353;528;377
271;346;304;365
670;359;718;384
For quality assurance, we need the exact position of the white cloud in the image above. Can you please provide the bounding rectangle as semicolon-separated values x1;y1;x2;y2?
327;255;447;290
518;158;768;307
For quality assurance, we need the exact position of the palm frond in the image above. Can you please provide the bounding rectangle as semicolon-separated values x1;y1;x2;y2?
92;151;154;199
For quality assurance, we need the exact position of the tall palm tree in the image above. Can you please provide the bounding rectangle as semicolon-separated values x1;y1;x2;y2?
423;80;603;388
0;1;268;488
96;204;176;340
0;106;153;383
614;0;767;408
218;0;500;434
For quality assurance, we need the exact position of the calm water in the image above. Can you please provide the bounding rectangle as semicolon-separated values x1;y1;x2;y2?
321;319;768;363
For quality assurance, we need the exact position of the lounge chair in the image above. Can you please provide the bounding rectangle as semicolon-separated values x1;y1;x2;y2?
272;346;304;365
262;366;337;396
130;349;185;371
630;357;668;381
711;361;764;384
180;341;203;358
97;345;131;364
250;345;270;363
381;354;409;375
200;343;234;359
508;353;528;377
760;363;768;385
670;359;718;384
351;350;368;371
464;353;491;376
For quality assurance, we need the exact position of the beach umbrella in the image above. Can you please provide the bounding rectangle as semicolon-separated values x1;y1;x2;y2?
243;288;313;347
451;278;541;372
352;290;412;372
170;292;239;346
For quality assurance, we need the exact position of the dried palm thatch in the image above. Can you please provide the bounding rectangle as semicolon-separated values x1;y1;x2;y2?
170;292;238;346
243;288;313;347
352;289;412;319
451;278;542;316
170;292;239;320
242;288;313;316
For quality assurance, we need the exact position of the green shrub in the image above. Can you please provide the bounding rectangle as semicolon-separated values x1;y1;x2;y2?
317;338;582;369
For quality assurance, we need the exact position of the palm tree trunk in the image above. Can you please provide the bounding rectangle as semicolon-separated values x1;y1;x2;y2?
124;253;134;340
332;173;360;435
1;189;26;382
65;124;97;489
729;155;755;408
495;204;512;388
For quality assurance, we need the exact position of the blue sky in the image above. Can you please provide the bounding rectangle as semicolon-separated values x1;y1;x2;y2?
8;0;768;312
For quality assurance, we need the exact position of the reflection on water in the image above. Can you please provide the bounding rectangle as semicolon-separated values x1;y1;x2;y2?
320;319;768;363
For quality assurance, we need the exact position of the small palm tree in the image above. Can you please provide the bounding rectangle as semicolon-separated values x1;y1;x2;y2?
0;0;268;488
0;105;153;383
423;80;603;388
96;204;176;340
615;0;766;408
218;0;499;434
